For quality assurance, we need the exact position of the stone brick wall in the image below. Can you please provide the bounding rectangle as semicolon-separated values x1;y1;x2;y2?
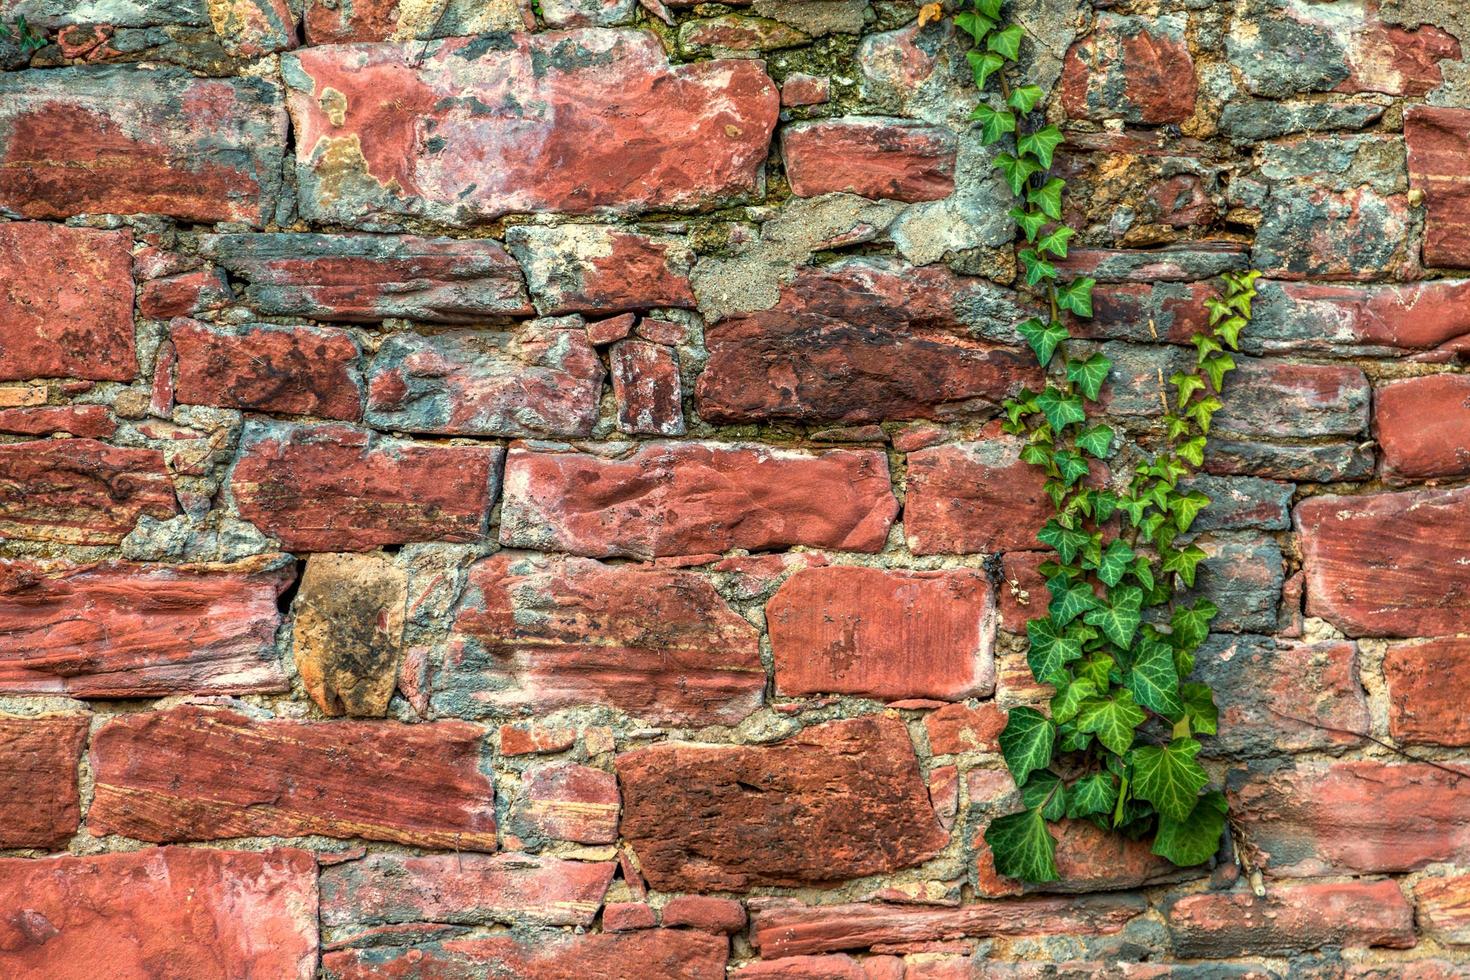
1;0;1468;976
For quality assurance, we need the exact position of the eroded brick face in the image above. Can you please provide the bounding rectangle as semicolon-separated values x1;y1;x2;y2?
0;2;1466;977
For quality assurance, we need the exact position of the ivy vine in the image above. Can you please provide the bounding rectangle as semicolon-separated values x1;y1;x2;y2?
0;16;47;55
955;0;1261;881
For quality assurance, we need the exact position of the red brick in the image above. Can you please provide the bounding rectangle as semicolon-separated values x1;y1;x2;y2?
230;421;501;552
768;566;995;702
1259;279;1470;354
1375;374;1470;477
588;312;638;345
1231;760;1470;876
1060;13;1196;124
617;716;947;891
439;551;763;726
611;339;685;436
89;704;497;849
285;31;777;226
0;223;134;382
0;405;114;438
1383;636;1470;747
508;762;620;846
924;701;1006;755
0;67;286;225
499;723;577;756
996;552;1047;632
0;714;88;848
783;118;956;202
0;848;318;980
1297;487;1470;637
1415;873;1470;946
0;557;290;698
320;853;615;933
0;439;177;545
604;902;657;931
697;259;1038;425
782;73;830;107
1167;880;1415;957
662;895;747;933
507;225;696;315
170;318;364;421
321;930;728;980
304;0;531;43
138;268;231;320
748;895;1146;958
364;319;604;438
1408;105;1470;268
498;441;897;559
904;439;1051;555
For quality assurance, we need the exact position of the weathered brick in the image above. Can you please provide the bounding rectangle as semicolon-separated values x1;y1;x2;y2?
170;319;364;420
1192;635;1368;758
611;338;684;436
498;441;897;559
304;0;532;42
1058;245;1248;284
138;268;231;320
0;439;177;545
320;853;615;934
1230;760;1470;876
0;714;88;849
1415;873;1470;946
207;0;297;56
0;405;115;439
924;700;1005;756
202;233;533;322
748;895;1147;958
1383;636;1470;747
0;223;135;382
543;0;635;29
91;705;497;849
0;66;285;225
0;848;318;980
662;895;747;933
1168;880;1415;957
0;557;290;698
1375;374;1470;478
1251;185;1411;282
696;259;1037;425
292;552;407;718
782;118;956;202
364;320;604;438
505;225;696;315
1206;437;1374;483
1059;14;1195;124
904;439;1050;555
1409;106;1470;269
1248;279;1470;356
507;762;620;846
782;73;830;107
680;14;807;54
617;716;947;891
1296;487;1470;638
322;930;728;980
436;551;763;726
768;566;995;702
285;31;777;226
230;421;502;552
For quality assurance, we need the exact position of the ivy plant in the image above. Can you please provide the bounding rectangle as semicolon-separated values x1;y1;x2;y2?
0;16;47;55
955;0;1261;882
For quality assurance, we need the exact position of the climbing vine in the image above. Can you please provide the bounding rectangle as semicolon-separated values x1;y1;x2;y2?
0;16;47;55
954;0;1260;882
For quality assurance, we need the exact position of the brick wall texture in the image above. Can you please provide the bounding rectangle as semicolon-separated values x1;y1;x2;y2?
0;0;1469;977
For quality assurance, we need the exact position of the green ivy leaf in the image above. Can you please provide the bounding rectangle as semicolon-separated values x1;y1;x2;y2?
1018;124;1065;169
1083;584;1143;649
1176;436;1207;468
1130;737;1210;822
1056;277;1095;317
954;10;996;40
1077;689;1146;756
1186;395;1223;433
998;706;1056;785
1202;353;1236;392
987;23;1025;60
1075;423;1114;459
995;152;1043;195
1008;83;1045;113
1095;538;1135;587
1128;636;1184;719
1066;352;1111;400
1021;769;1068;820
985;806;1059;883
1152;790;1228;867
1066;772;1119;819
1054;449;1089;487
1051;675;1097;725
1170;490;1210;533
1036;387;1085;431
968;50;1006;88
1131;555;1155;592
1017;317;1068;365
1162;543;1208;588
1170;371;1204;406
1020;248;1057;285
1215;315;1248;349
1077;650;1114;691
1181;682;1219;736
1170;599;1217;667
1048;578;1099;626
1011;207;1048;243
1028;177;1066;221
976;0;1004;18
1037;518;1089;563
973;104;1017;144
1036;224;1075;258
1027;615;1083;683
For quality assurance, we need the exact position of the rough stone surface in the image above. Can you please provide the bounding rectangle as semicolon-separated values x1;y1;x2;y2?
437;551;763;726
768;565;995;702
782;118;956;202
292;551;407;717
1383;636;1470;747
90;705;498;849
0;223;135;382
506;225;697;315
904;438;1051;555
0;557;290;698
617;716;947;891
0;439;177;545
0;848;319;980
0;714;89;848
1375;374;1470;478
507;761;620;846
285;31;778;226
1407;105;1470;269
230;421;502;552
170;318;364;420
1059;14;1196;124
322;930;728;979
1167;880;1416;957
611;339;684;436
1415;873;1470;946
498;441;897;559
0;66;286;225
